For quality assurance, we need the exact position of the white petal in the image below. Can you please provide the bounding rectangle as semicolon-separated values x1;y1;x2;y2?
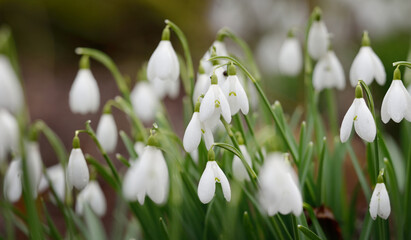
130;81;159;123
235;79;249;114
0;55;24;113
377;183;391;219
382;80;411;123
193;73;210;103
381;83;391;124
369;185;378;220
147;41;180;83
26;141;43;198
146;148;169;204
217;87;231;123
69;69;100;114
278;37;302;76
369;49;386;85
215;164;231;202
350;47;374;86
340;100;355;142
3;158;22;202
329;51;346;90
96;114;118;153
133;142;145;156
198;161;216;204
202;125;214;150
199;85;216;122
183;112;202;152
67;148;89;190
88;181;107;217
354;99;376;142
307;21;329;60
122;160;145;202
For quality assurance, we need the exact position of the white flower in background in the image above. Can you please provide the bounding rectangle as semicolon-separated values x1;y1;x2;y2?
202;40;228;75
0;109;19;161
340;85;376;143
381;67;411;123
232;144;252;181
222;64;249;115
96;112;118;153
69;56;100;114
133;141;145;156
67;137;89;190
147;27;180;99
183;103;214;152
193;64;210;103
76;180;106;217
3;158;22;203
198;150;230;204
190;149;199;164
38;164;66;202
307;10;329;60
369;176;390;220
122;135;169;205
258;153;302;216
200;73;231;127
349;32;386;86
0;54;23;114
131;81;160;123
278;34;302;76
26;141;43;198
313;50;345;91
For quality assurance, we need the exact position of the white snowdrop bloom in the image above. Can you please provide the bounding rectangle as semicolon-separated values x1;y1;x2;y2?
190;149;199;164
200;74;231;127
3;158;22;203
67;138;89;190
183;104;214;152
232;144;252;181
96;113;118;153
131;81;159;123
307;15;329;60
0;109;19;161
381;67;411;123
278;35;302;76
312;50;345;91
202;40;228;75
369;182;390;220
69;67;100;114
340;85;376;143
213;66;227;86
222;64;249;115
25;141;43;198
38;164;66;202
349;32;385;86
193;64;210;103
0;55;24;114
122;137;169;205
198;152;230;204
258;153;302;216
133;141;145;156
76;180;106;217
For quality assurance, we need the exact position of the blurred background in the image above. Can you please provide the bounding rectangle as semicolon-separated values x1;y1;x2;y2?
1;0;411;235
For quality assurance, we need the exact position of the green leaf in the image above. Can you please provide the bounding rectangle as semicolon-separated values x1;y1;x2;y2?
84;205;107;240
119;130;138;159
298;225;322;240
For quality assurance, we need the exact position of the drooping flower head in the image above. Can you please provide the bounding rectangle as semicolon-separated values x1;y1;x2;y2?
69;56;100;114
67;135;90;190
278;30;302;76
96;108;118;153
232;133;252;182
76;180;107;217
38;164;66;202
3;158;22;202
147;26;180;99
340;84;376;143
381;66;411;123
0;109;19;161
369;171;391;220
197;149;231;204
122;133;169;205
222;63;249;115
201;37;228;75
349;31;386;86
193;63;210;103
131;81;160;123
313;49;345;91
25;140;43;198
0;54;24;114
307;8;329;60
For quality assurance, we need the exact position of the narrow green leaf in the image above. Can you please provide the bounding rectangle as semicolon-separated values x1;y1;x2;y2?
119;130;138;159
298;225;322;240
84;205;107;240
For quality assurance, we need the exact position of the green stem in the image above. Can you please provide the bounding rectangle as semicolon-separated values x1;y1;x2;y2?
404;144;411;238
325;89;338;137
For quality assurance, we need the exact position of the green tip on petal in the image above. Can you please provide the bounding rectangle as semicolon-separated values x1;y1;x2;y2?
235;132;244;145
361;31;371;47
228;62;236;76
194;101;201;112
313;7;322;21
208;148;215;161
79;55;90;69
211;74;218;85
72;136;80;149
161;26;170;41
394;66;401;80
355;83;363;98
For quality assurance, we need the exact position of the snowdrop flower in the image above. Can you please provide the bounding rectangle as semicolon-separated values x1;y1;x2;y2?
200;73;231;127
133;141;145;156
183;101;214;152
96;111;118;153
3;158;22;202
69;56;100;114
381;67;411;123
122;134;169;205
25;141;43;198
198;149;230;204
278;32;302;76
232;141;252;181
0;109;19;161
222;63;249;115
349;31;386;86
67;136;89;190
313;50;345;91
147;27;180;99
258;153;302;216
76;180;106;217
38;164;66;202
340;84;376;143
202;39;228;75
193;64;210;103
369;174;390;220
0;54;23;114
131;81;160;123
307;9;329;60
